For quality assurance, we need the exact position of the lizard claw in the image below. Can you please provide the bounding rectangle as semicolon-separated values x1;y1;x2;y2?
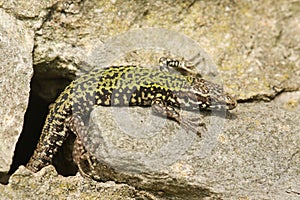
180;117;206;137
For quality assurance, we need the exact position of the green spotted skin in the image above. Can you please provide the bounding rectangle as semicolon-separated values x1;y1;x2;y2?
26;65;237;172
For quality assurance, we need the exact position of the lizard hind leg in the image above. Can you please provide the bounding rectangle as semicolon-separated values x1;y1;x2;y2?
72;136;99;180
159;57;199;77
66;114;115;181
64;114;95;179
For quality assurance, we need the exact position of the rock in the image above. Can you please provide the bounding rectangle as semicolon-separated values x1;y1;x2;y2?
0;9;34;173
1;0;299;199
0;165;158;200
30;0;300;102
81;106;219;199
85;100;300;199
0;0;58;19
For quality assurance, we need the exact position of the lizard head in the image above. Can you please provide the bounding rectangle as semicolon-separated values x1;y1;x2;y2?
181;76;237;111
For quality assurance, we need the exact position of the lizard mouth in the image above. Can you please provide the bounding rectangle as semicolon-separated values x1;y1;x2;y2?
207;94;237;111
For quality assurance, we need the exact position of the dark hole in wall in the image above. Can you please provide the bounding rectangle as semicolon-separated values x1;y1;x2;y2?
7;68;78;179
7;91;48;176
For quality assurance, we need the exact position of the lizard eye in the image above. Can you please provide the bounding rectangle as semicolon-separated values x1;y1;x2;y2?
225;95;237;110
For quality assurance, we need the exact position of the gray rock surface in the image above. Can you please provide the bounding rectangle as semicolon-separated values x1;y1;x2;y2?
0;165;157;200
0;0;299;199
0;9;33;172
0;0;58;19
30;0;300;101
85;97;300;199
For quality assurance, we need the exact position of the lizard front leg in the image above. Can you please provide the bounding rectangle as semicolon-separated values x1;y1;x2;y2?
151;98;205;137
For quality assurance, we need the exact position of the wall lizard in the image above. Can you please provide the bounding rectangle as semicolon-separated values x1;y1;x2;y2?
26;57;237;174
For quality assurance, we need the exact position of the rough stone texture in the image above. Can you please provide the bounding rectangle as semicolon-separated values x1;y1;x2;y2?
29;0;300;101
0;0;299;199
0;166;157;200
0;0;57;19
84;98;300;199
81;106;221;199
0;9;33;172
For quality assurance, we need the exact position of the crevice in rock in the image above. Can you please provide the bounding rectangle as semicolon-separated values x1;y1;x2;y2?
237;87;300;103
8;90;48;176
8;64;76;177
